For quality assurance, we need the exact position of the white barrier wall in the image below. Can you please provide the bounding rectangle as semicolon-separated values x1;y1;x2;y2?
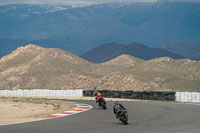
176;92;200;103
0;89;83;97
1;90;200;103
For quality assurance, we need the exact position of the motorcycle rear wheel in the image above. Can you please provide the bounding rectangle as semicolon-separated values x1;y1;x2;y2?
120;115;128;125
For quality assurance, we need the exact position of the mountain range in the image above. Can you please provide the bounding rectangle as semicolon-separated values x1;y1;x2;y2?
0;44;199;92
81;42;185;63
1;39;199;63
161;42;200;60
0;1;200;56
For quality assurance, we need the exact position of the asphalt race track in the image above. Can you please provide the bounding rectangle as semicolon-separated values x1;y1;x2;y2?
0;100;200;133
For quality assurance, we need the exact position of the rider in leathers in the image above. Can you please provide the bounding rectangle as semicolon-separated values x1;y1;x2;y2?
113;101;127;119
93;90;103;104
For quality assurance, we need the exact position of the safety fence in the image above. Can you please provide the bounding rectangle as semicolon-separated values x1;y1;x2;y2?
0;89;83;97
0;89;200;103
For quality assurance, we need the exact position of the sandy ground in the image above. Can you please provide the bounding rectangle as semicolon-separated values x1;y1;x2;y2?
0;97;76;125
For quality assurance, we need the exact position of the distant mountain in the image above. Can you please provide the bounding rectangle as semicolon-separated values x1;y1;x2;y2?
81;42;185;63
161;42;200;60
0;44;200;91
81;43;126;63
0;1;200;55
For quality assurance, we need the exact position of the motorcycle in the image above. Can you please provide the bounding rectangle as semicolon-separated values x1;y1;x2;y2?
97;97;107;109
116;109;128;125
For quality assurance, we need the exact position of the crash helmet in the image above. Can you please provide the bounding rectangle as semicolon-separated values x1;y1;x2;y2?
115;101;119;105
93;90;98;96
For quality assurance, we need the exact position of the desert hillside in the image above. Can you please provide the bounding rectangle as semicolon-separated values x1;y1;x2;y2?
0;44;200;92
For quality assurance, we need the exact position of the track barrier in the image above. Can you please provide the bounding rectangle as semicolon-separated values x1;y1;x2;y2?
0;89;83;97
0;89;200;103
83;90;176;101
175;92;200;103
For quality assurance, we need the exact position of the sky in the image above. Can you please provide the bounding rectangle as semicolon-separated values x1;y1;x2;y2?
1;0;199;6
0;0;156;6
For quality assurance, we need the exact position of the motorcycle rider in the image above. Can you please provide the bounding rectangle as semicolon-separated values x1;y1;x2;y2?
93;90;103;104
113;101;127;119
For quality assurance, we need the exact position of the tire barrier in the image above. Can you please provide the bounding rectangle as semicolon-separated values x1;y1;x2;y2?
83;90;176;101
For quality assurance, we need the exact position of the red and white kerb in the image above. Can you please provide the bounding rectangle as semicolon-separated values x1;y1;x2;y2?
48;102;93;118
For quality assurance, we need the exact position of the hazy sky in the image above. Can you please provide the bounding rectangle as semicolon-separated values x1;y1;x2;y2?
0;0;155;6
0;0;199;6
1;0;199;6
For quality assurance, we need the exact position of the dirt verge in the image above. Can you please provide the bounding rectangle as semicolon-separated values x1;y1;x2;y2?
0;97;76;125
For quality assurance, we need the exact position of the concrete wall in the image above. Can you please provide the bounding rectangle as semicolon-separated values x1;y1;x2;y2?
1;89;200;103
0;89;83;97
176;92;200;103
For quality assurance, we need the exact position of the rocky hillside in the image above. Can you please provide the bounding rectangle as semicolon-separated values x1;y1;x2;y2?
0;44;200;92
0;44;96;90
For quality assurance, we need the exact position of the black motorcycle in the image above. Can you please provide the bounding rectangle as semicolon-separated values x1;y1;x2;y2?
98;97;107;109
116;109;128;125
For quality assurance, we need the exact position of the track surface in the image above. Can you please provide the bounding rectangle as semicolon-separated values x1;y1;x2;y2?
0;100;200;133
